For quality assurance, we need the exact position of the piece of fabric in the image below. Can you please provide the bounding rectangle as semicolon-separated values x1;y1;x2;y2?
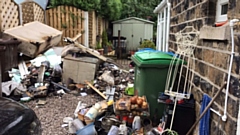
199;94;212;135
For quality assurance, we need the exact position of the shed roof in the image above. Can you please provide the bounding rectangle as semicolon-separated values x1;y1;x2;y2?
112;17;154;24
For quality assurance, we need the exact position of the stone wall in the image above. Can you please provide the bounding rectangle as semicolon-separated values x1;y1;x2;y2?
168;0;240;134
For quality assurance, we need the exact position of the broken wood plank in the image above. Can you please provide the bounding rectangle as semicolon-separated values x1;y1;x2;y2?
64;36;122;68
85;81;107;100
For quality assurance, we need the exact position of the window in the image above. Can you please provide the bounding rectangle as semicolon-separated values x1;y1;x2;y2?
154;0;171;52
216;0;228;22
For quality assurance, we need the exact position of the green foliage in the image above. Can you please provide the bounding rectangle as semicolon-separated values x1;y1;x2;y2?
49;0;122;20
101;30;108;47
96;42;102;49
139;40;156;49
49;0;101;11
97;0;122;20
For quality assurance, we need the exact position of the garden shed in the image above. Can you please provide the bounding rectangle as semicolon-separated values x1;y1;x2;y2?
112;17;154;51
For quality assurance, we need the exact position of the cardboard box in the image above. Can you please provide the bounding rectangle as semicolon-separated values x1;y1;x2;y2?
62;56;99;84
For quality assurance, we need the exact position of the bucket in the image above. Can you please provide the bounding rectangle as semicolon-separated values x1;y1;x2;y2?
76;123;97;135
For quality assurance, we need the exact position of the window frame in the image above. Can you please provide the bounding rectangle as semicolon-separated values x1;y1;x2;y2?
154;0;171;52
216;0;229;22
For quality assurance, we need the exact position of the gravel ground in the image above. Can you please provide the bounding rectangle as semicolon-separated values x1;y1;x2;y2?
24;92;102;135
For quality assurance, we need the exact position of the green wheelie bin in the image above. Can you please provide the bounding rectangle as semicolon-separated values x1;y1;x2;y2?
131;51;182;122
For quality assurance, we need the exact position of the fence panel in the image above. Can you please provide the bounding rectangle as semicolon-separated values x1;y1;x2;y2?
46;6;85;46
0;0;19;31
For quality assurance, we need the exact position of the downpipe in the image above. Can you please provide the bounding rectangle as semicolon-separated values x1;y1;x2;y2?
222;19;239;121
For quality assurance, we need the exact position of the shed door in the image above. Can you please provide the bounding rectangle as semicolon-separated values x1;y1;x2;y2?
121;24;133;50
132;24;144;50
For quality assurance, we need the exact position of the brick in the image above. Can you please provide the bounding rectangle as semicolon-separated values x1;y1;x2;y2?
214;51;229;69
200;79;213;95
196;61;208;76
200;2;209;17
228;0;240;19
202;49;214;64
228;76;240;97
234;35;240;52
194;19;204;30
214;87;225;106
194;47;203;60
195;5;201;18
213;68;224;86
193;74;201;86
227;97;239;118
232;56;239;74
188;8;195;20
224;118;237;135
218;41;228;50
193;87;203;103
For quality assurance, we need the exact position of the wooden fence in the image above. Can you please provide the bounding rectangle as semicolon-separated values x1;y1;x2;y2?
0;0;45;34
0;0;19;32
46;6;85;46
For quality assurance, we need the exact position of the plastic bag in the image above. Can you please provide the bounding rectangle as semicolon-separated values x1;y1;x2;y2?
52;64;62;77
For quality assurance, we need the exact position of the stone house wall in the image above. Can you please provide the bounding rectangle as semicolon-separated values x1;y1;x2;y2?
168;0;240;134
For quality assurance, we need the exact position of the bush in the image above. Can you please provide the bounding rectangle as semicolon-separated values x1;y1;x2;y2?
139;40;156;49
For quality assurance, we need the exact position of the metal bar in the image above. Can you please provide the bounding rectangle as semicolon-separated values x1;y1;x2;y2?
159;12;163;51
162;6;167;52
51;81;71;92
210;108;222;117
166;3;171;52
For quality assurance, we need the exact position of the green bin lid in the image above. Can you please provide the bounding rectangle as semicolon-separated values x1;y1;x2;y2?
131;51;184;68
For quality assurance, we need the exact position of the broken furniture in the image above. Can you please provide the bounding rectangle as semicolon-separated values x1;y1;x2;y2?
4;21;62;58
0;39;21;81
62;55;100;84
164;26;199;132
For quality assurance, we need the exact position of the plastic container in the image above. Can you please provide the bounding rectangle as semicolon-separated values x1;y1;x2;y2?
131;51;183;120
85;103;101;120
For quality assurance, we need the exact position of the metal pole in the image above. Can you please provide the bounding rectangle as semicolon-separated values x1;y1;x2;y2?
118;30;121;59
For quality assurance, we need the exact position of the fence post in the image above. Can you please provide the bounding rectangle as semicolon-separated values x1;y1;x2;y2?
84;11;89;48
118;30;122;59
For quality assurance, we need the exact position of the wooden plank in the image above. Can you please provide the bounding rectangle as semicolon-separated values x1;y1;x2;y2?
57;6;61;31
49;8;53;27
73;7;77;39
0;0;2;33
54;7;57;29
85;81;107;99
69;6;73;38
81;10;85;44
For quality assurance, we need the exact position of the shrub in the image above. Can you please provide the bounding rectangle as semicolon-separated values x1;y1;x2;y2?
139;40;156;49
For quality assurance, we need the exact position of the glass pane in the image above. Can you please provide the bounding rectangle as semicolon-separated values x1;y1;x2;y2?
221;4;228;15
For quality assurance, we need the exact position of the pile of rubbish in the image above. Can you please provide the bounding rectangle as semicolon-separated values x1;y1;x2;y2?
0;22;169;135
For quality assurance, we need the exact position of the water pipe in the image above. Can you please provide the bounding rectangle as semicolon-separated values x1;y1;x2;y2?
222;19;239;122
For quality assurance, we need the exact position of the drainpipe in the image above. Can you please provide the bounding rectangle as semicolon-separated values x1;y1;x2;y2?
222;19;239;122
